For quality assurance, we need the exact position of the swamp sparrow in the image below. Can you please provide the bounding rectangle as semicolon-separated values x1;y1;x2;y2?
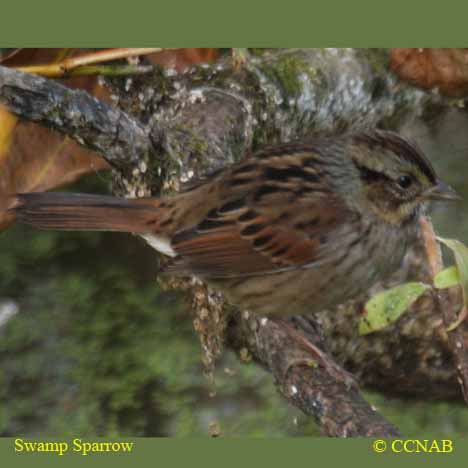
11;130;459;316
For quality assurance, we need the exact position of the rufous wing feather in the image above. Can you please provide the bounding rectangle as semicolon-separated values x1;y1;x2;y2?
165;193;350;278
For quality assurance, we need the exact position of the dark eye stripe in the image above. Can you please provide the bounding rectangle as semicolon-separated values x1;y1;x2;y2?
355;163;390;183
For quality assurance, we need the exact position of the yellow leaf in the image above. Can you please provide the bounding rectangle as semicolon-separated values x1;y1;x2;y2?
434;266;460;289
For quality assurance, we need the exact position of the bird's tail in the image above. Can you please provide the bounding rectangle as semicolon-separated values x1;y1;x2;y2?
9;192;161;233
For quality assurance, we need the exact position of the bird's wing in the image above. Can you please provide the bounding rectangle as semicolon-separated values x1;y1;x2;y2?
164;155;354;278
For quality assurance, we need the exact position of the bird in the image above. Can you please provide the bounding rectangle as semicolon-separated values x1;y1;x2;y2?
9;129;459;317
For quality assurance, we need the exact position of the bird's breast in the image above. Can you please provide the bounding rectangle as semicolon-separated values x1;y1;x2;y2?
210;219;412;317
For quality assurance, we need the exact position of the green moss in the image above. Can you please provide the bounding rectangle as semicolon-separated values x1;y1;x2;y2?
257;52;318;99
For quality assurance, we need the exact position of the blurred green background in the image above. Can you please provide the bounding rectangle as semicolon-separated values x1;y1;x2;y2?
1;112;468;437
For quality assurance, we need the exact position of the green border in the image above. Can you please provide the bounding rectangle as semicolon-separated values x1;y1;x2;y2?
2;1;468;467
0;438;465;467
0;1;467;46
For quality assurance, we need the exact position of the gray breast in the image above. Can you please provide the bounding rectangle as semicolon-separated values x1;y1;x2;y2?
210;218;414;317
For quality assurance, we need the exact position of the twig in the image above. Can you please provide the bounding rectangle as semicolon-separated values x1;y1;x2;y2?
15;48;175;78
65;64;154;77
419;216;468;404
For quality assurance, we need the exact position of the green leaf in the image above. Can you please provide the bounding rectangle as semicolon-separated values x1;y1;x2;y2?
359;282;430;335
434;266;460;289
436;237;468;331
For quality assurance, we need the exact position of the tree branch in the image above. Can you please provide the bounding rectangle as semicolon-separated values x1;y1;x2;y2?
0;65;151;174
228;314;400;436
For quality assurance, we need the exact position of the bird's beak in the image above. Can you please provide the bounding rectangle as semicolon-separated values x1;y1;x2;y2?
424;180;461;201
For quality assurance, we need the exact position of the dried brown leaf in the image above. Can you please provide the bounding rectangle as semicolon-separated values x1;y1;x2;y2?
390;48;468;97
0;48;23;64
0;49;110;230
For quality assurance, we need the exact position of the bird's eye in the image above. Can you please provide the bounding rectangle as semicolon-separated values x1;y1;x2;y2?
397;175;413;189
